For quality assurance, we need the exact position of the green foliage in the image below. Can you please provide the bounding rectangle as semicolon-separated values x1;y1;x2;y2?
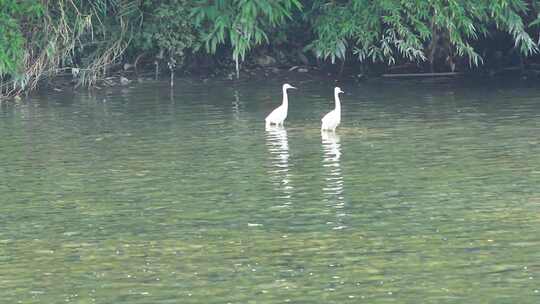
61;0;142;85
4;0;540;97
135;0;197;66
191;0;302;77
0;1;42;77
307;0;539;66
1;0;142;94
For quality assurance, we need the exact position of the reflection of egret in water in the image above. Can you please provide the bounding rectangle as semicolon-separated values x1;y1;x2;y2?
321;131;346;229
265;125;293;206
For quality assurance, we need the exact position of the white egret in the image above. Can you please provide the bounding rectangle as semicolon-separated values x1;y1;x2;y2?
265;83;296;126
321;87;344;132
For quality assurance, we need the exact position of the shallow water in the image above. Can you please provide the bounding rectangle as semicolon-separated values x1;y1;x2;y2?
1;77;540;303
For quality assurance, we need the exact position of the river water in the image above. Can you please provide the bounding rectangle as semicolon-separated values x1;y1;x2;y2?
1;77;539;303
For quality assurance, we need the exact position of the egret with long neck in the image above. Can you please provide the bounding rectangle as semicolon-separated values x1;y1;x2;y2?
321;87;344;132
265;83;296;126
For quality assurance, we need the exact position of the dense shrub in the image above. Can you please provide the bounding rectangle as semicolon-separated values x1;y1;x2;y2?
307;0;538;68
2;0;540;97
192;0;302;77
134;0;197;68
0;1;42;81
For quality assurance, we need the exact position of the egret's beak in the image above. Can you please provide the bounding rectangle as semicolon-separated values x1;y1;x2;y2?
291;86;297;89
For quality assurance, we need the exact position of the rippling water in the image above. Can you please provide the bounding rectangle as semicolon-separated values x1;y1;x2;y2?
1;78;540;303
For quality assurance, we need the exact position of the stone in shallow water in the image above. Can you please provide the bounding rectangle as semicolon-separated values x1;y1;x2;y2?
255;55;276;67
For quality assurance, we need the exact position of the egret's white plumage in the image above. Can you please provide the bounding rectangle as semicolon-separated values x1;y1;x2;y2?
265;83;296;126
321;87;344;132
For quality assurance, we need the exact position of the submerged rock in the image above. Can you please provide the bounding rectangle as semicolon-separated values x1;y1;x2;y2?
120;77;130;85
123;63;135;71
255;55;277;67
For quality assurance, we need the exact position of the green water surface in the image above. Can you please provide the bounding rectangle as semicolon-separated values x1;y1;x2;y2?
1;78;539;303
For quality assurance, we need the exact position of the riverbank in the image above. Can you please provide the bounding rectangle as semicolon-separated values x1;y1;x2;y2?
4;1;540;101
4;61;540;104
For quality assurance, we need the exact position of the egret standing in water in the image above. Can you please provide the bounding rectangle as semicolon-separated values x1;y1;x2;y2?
265;83;296;126
321;87;344;132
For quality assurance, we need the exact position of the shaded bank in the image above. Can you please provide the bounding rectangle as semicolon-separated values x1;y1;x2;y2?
3;0;540;98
